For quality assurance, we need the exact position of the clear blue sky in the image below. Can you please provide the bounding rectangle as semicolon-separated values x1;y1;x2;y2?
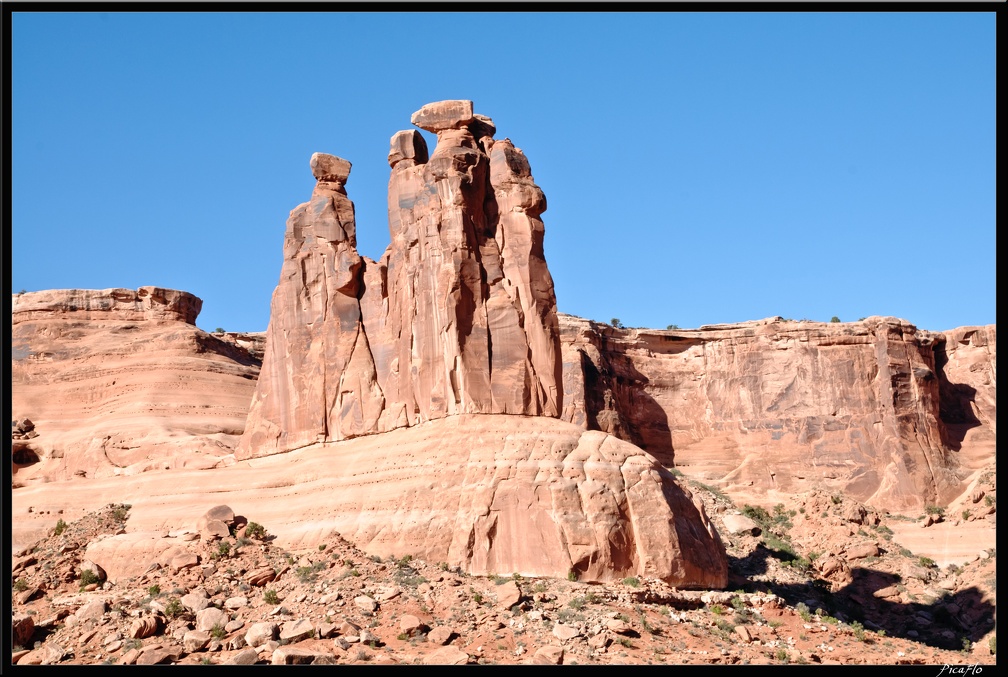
10;11;996;333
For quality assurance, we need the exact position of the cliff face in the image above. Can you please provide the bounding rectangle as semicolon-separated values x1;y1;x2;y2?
560;314;996;512
238;100;562;459
11;288;262;482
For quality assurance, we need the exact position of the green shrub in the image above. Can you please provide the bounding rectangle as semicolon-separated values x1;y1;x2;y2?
623;577;640;588
210;623;227;640
924;504;945;516
14;578;28;592
111;504;130;522
989;635;996;655
850;620;866;642
831;494;843;505
147;584;161;597
164;597;184;618
962;509;971;521
54;519;67;536
297;561;326;583
245;522;266;539
830;316;840;323
216;541;232;559
264;590;279;605
742;505;770;524
919;556;936;568
796;602;812;622
567;569;578;582
79;569;100;589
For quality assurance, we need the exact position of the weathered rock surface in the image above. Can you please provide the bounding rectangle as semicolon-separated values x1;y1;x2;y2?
238;99;561;458
11;288;263;484
559;314;997;512
15;415;727;589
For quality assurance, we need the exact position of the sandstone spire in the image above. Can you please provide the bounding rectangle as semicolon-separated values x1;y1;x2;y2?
239;101;563;458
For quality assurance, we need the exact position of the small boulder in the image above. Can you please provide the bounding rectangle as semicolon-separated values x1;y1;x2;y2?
13;613;34;647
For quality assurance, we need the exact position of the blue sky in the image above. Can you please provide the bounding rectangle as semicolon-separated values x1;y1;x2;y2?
10;11;996;333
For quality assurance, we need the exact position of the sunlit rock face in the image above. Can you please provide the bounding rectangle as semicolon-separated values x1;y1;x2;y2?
559;314;997;513
238;101;562;458
11;288;262;483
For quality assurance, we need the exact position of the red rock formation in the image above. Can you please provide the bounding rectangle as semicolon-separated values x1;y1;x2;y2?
17;415;728;589
239;100;562;459
560;314;997;512
11;288;261;483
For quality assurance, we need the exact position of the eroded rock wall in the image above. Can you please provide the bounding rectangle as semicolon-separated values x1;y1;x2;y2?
560;314;996;512
238;101;562;459
11;288;262;482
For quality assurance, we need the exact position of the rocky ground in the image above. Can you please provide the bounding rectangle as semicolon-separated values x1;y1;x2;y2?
10;472;996;666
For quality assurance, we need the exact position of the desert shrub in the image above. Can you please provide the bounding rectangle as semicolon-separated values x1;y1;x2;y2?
962;509;971;521
164;597;184;618
850;620;866;642
318;543;327;551
54;519;67;536
830;494;843;505
212;541;231;560
989;635;996;655
147;584;161;597
297;561;326;583
215;327;225;333
532;582;547;593
264;590;279;604
14;578;28;592
710;604;724;615
79;569;100;589
919;556;936;568
924;504;945;517
623;577;640;588
567;569;578;582
111;504;130;522
610;318;623;328
796;602;812;622
775;648;789;663
666;324;680;330
830;316;840;323
244;522;266;539
210;623;227;640
742;505;770;524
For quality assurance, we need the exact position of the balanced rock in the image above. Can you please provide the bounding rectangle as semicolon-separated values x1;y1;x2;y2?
410;99;474;132
310;152;351;184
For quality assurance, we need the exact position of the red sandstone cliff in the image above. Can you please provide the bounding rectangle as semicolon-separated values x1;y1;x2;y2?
11;287;262;483
560;314;996;512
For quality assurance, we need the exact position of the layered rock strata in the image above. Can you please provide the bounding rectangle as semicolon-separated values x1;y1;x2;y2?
11;288;262;482
239;100;562;458
16;416;728;589
560;314;997;512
